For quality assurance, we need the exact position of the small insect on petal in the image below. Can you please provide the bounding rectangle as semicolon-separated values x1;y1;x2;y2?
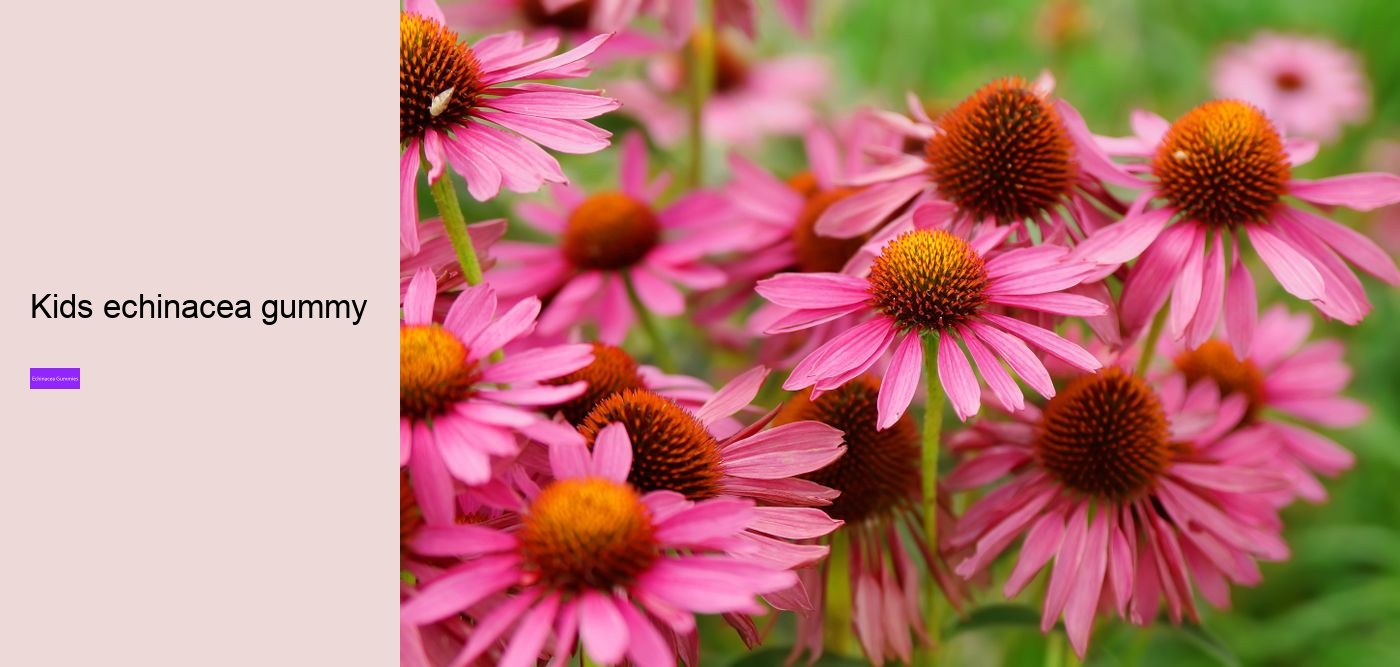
430;88;455;118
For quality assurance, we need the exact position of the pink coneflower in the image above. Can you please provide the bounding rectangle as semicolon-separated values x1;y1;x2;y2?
775;377;967;665
402;470;426;563
543;341;718;425
564;366;845;651
949;367;1289;657
401;476;474;667
757;227;1105;425
400;608;468;667
400;268;593;524
490;132;736;344
1162;306;1363;502
610;33;829;148
575;366;845;510
400;423;800;667
1078;99;1400;351
699;119;900;365
445;0;635;35
646;0;810;43
439;0;664;66
1211;32;1370;143
725;120;899;285
815;75;1140;243
571;367;847;609
399;0;618;253
401;470;448;590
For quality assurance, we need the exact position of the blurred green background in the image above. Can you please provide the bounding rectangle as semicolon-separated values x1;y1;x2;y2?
448;0;1400;664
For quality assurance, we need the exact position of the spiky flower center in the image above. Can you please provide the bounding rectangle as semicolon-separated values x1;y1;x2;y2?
547;343;648;425
1152;100;1291;228
519;478;660;591
1034;368;1171;500
400;12;482;144
776;377;920;522
1173;340;1266;422
580;390;725;500
400;324;480;421
522;0;594;30
867;230;991;332
562;192;662;271
924;77;1077;222
791;186;867;273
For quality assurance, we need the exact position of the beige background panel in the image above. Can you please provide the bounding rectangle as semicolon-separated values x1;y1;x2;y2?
0;2;397;665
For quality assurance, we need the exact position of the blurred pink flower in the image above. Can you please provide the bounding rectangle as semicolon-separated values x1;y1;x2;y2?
447;0;635;34
698;117;901;365
1365;140;1400;256
647;0;811;43
440;0;666;66
491;132;737;344
949;367;1290;658
400;422;799;667
725;117;904;283
400;268;593;522
611;33;829;148
757;227;1105;425
1211;31;1370;143
1081;100;1400;353
1160;306;1363;503
1380;203;1400;256
400;0;618;252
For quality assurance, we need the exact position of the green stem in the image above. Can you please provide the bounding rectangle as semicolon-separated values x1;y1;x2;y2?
424;167;485;287
423;162;508;362
1064;641;1083;667
1124;627;1153;666
919;332;946;666
1045;631;1066;667
623;274;678;373
823;530;855;656
685;2;715;187
1136;305;1168;377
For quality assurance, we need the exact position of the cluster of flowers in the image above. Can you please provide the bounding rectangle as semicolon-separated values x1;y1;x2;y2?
399;1;1399;665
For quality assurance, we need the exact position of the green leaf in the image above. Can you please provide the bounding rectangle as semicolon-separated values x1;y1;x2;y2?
726;647;866;667
946;603;1043;637
1172;623;1241;667
1292;524;1400;572
1227;577;1400;662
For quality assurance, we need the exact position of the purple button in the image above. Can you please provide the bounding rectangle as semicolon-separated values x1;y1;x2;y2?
31;368;80;389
